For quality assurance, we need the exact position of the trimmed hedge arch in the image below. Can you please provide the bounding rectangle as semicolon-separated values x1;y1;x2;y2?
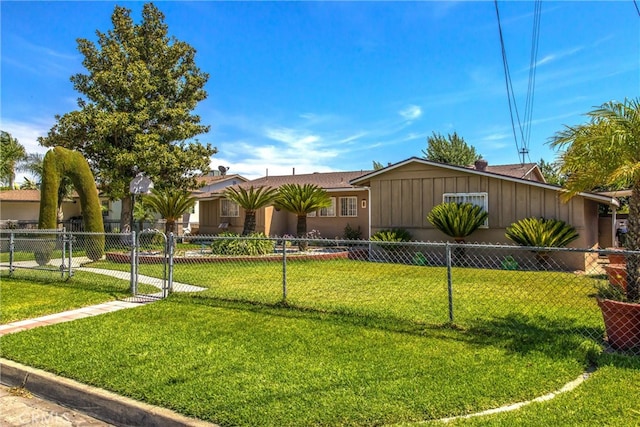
38;147;105;262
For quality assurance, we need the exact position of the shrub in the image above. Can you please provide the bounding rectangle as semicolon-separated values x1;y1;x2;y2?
370;228;412;242
210;232;274;256
505;217;579;248
343;223;362;241
427;202;487;242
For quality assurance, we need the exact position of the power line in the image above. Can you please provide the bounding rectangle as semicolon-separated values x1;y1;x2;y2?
634;0;640;18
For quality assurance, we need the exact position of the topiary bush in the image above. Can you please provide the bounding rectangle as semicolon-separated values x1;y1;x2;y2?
210;232;274;256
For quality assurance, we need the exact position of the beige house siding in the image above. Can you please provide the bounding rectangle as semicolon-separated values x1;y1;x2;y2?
198;190;369;239
364;162;605;270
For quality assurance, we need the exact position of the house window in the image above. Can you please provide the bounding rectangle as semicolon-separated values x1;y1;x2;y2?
443;192;488;227
220;199;239;217
319;197;336;217
340;196;358;217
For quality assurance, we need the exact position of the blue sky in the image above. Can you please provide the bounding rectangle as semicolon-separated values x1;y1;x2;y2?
2;1;638;182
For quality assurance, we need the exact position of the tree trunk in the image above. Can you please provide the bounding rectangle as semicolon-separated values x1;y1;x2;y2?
297;215;308;251
120;195;133;233
626;184;640;302
243;210;256;235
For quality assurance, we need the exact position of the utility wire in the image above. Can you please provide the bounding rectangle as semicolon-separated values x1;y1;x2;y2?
634;0;640;18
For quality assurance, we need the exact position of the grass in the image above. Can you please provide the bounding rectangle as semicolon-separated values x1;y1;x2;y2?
0;298;598;426
1;256;629;425
0;269;155;323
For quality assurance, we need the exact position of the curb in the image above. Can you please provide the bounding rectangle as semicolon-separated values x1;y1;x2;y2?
0;358;218;427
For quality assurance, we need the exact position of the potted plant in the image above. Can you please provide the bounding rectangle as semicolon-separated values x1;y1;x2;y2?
551;97;640;351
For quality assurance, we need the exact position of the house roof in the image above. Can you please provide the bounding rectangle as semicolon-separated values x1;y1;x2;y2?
482;163;543;181
350;157;619;207
195;174;247;187
0;189;42;202
197;170;371;200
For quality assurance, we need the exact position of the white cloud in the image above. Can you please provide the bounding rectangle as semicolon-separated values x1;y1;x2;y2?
1;118;54;184
399;105;422;121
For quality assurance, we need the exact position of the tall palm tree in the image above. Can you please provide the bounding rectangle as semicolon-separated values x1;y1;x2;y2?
224;185;278;235
0;131;26;188
143;188;197;235
550;97;640;302
275;183;331;250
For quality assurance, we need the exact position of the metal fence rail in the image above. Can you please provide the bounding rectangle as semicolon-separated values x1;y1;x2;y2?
2;230;639;355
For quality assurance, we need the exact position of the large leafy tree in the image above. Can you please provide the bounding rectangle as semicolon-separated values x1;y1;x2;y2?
0;131;26;188
550;98;640;302
275;184;331;250
224;186;279;235
38;3;216;230
422;131;481;166
143;188;196;235
538;158;566;186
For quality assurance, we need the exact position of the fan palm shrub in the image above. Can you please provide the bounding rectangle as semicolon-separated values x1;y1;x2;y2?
224;185;278;235
143;188;196;235
505;217;579;268
275;184;331;251
427;202;488;242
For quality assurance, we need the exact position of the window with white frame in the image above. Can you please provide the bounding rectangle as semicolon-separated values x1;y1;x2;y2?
220;199;239;217
443;192;488;227
340;196;358;217
308;197;336;217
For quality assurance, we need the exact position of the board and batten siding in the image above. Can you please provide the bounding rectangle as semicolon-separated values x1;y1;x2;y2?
368;163;596;250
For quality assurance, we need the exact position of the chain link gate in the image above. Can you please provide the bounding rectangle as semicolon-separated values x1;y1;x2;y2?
129;230;172;301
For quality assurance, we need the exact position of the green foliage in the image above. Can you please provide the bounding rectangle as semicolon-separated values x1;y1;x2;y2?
210;232;274;256
505;217;579;248
550;97;640;301
372;160;384;170
38;3;216;227
0;130;26;188
224;185;278;235
422;131;481;166
370;228;412;242
538;158;566;186
427;202;488;242
143;188;196;235
343;223;362;240
275;184;332;247
39;147;104;261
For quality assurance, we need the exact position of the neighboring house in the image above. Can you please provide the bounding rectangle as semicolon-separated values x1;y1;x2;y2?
0;189;85;227
198;170;371;238
188;173;248;234
350;157;619;271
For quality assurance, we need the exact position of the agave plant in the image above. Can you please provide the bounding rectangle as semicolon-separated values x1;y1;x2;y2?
427;202;488;242
505;217;579;248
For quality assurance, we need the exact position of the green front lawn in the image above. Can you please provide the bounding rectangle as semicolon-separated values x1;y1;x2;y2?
0;299;600;426
0;270;153;323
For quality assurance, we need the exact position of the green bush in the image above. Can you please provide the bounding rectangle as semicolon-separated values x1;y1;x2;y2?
210;232;274;256
505;217;579;248
343;223;362;241
370;228;412;242
427;202;487;242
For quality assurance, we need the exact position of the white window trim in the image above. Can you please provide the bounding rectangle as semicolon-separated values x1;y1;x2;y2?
220;199;240;217
443;192;488;228
319;197;336;217
339;196;358;217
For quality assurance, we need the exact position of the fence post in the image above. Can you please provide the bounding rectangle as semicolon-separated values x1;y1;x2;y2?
446;242;454;323
130;231;137;295
9;231;15;277
282;239;288;302
166;232;174;298
67;231;74;278
60;228;66;278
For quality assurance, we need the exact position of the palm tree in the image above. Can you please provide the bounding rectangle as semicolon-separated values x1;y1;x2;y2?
275;183;331;250
224;185;278;235
550;97;640;302
0;131;26;188
20;177;39;190
143;188;197;235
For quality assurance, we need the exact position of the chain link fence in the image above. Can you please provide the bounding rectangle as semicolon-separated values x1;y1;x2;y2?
2;230;639;355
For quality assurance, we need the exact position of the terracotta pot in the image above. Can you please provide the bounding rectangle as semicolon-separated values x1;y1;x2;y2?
603;264;627;292
597;298;640;350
